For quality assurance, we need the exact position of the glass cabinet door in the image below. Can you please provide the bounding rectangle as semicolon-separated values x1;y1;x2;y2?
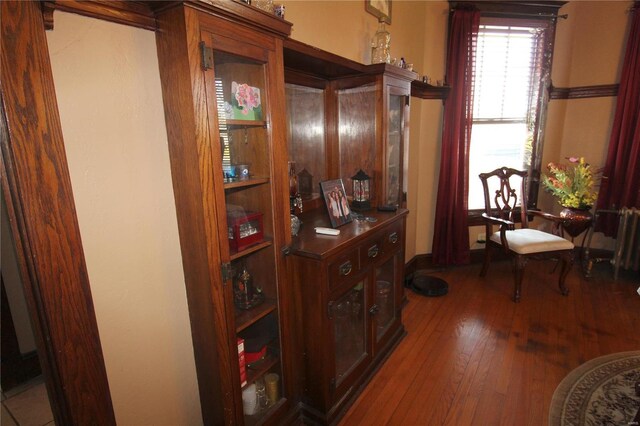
330;280;368;386
210;47;286;423
374;256;397;344
385;92;407;206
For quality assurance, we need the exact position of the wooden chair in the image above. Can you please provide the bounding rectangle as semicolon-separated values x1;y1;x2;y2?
479;167;575;302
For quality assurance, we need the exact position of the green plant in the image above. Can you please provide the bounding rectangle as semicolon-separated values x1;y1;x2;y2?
542;156;598;209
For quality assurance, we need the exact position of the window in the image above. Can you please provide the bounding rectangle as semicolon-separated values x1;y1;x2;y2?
467;15;557;216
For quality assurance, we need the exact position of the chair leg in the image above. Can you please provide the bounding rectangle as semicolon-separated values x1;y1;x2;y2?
558;251;574;296
513;256;526;302
480;245;492;277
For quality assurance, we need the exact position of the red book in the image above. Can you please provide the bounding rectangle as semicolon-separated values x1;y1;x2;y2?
237;337;247;387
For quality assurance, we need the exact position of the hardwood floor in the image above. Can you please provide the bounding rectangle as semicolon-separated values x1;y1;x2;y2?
339;259;640;426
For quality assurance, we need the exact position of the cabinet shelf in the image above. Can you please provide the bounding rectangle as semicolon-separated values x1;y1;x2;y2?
224;177;270;190
244;398;286;426
244;350;279;387
230;240;273;261
235;299;277;333
225;119;267;128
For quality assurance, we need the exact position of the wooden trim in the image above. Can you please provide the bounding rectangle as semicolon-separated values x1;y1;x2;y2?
450;1;567;18
549;83;619;100
41;0;294;38
283;38;367;80
411;80;451;100
1;2;115;424
176;0;292;38
42;0;157;31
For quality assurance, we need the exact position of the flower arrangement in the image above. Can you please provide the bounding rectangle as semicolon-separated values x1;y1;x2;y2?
542;156;598;209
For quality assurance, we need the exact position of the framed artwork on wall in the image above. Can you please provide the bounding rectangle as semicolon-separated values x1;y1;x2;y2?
366;0;391;24
320;179;353;228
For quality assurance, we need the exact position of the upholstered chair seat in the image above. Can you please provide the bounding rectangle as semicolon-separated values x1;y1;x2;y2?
489;228;574;255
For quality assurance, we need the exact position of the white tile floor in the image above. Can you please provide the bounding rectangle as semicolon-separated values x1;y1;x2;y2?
1;376;54;426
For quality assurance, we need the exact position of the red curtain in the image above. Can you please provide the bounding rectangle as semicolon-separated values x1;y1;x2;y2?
432;8;480;265
595;1;640;236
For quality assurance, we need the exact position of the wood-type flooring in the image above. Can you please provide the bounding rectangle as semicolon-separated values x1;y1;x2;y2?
339;259;640;426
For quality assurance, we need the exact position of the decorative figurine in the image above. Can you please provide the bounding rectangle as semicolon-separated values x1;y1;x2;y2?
234;265;264;310
371;17;391;64
288;161;303;235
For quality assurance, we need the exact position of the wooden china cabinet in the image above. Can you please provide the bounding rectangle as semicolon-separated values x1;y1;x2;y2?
283;40;414;424
154;2;296;424
289;209;407;425
283;39;416;211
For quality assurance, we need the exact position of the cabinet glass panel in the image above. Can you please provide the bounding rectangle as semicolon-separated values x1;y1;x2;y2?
338;85;376;198
212;50;284;422
331;280;367;384
285;84;326;199
386;94;405;206
374;257;396;342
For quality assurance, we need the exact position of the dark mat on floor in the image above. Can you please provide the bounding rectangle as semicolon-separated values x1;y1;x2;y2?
406;270;448;297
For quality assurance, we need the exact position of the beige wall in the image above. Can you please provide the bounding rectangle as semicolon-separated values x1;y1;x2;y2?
540;1;632;248
47;12;201;425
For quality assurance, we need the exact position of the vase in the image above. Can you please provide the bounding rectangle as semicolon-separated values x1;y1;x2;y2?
559;207;593;238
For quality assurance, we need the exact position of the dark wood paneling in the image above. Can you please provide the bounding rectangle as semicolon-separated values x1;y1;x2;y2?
1;1;115;424
550;83;620;100
337;85;378;198
286;84;327;193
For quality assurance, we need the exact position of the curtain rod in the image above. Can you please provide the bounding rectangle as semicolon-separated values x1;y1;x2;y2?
451;9;568;20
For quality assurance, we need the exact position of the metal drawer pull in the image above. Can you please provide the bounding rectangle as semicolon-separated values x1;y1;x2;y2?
339;261;352;276
369;304;380;315
368;245;379;258
389;232;399;244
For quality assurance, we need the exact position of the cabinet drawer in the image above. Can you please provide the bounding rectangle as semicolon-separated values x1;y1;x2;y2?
381;221;403;255
360;237;384;269
328;250;360;290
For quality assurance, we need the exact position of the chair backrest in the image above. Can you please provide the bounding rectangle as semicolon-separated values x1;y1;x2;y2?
479;167;530;228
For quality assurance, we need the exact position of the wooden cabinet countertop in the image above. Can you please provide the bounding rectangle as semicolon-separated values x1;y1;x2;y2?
290;208;408;260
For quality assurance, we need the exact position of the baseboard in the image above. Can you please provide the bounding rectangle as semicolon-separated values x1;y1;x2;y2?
405;247;607;279
404;249;487;277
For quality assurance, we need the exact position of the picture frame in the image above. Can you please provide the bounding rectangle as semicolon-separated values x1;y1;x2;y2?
320;179;353;228
365;0;391;24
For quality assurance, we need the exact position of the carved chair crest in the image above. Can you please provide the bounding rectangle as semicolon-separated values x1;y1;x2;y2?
479;167;528;226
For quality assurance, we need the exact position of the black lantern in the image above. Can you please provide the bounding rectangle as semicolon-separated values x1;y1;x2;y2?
351;169;371;211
